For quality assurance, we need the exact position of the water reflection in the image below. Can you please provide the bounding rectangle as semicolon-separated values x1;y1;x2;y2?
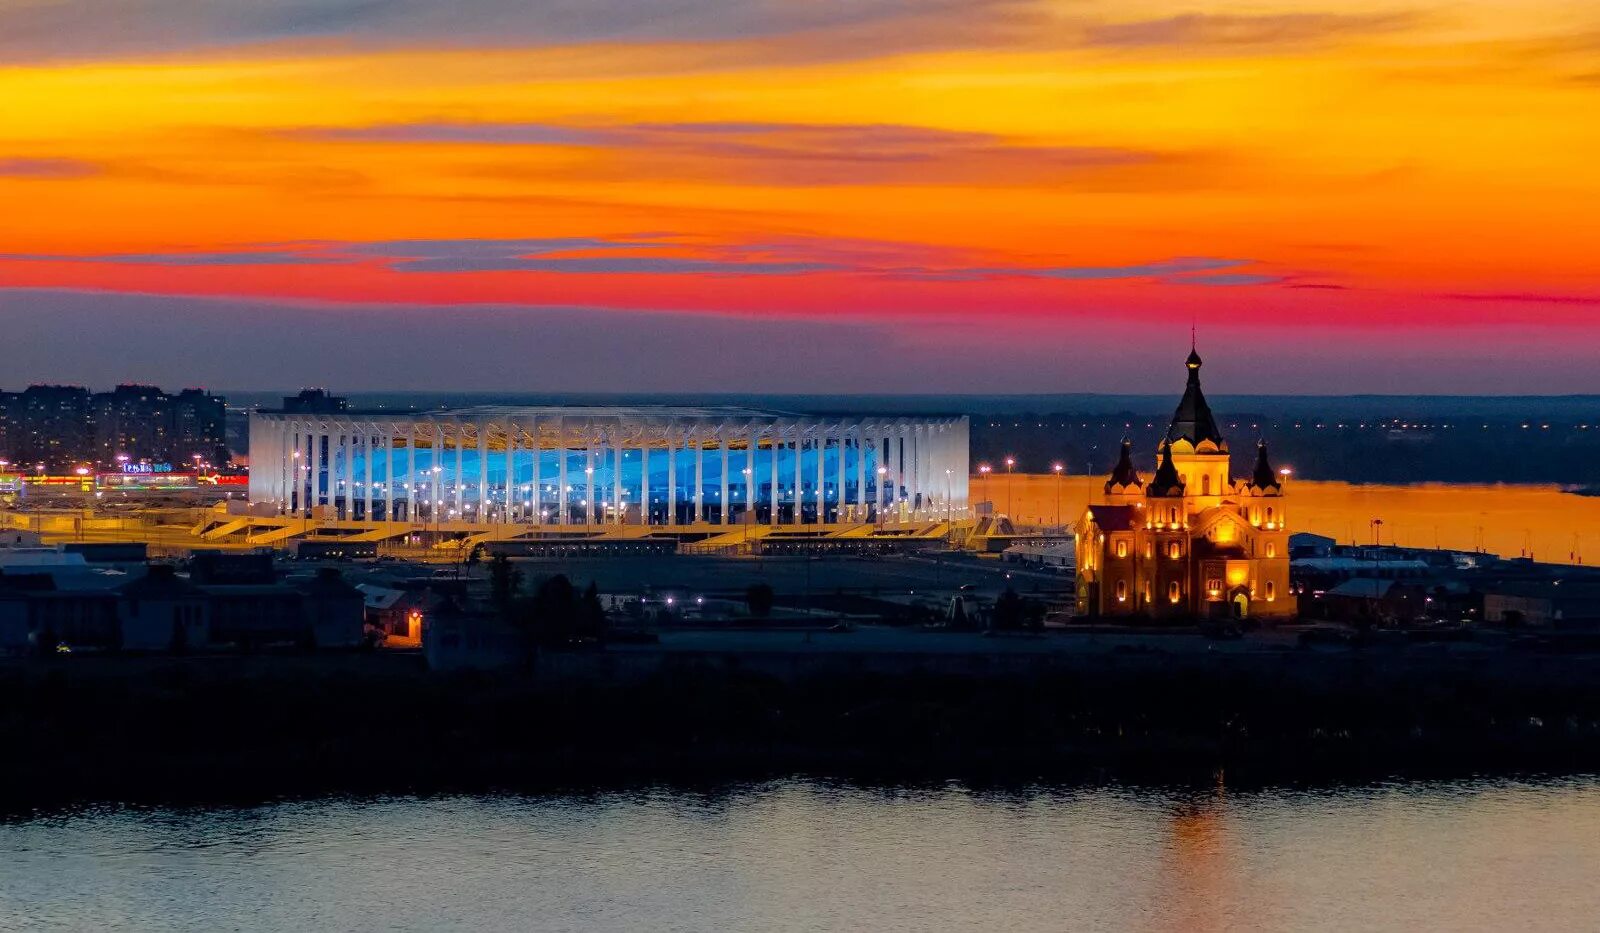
1159;793;1233;933
4;777;1600;932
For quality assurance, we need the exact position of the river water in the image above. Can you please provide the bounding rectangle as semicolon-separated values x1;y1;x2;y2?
4;777;1600;932
971;475;1600;563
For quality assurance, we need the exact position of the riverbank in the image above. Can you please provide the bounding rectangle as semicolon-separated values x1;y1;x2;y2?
6;641;1600;807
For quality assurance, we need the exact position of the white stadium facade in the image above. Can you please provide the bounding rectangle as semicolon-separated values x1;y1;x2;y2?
248;406;970;529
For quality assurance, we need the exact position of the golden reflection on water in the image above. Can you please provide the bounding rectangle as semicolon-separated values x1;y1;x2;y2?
970;475;1600;565
1158;794;1234;933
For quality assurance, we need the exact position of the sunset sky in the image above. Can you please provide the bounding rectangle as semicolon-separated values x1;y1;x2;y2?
2;0;1597;393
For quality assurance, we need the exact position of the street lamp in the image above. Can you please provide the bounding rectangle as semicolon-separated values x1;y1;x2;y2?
1051;462;1064;527
876;466;889;526
1004;456;1015;520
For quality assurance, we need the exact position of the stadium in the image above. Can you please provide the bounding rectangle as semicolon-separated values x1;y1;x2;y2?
247;406;970;536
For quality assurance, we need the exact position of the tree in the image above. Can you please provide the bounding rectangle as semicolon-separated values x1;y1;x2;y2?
745;582;775;619
489;554;522;610
579;581;607;639
948;596;970;630
992;587;1025;631
504;575;610;648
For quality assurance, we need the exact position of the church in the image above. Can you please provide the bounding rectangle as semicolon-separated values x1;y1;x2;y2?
1075;348;1296;622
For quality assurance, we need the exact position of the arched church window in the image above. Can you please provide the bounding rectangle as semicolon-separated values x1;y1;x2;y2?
1116;540;1128;559
1169;507;1178;524
1168;581;1181;603
1266;542;1276;558
1266;507;1275;523
1115;579;1127;602
1202;475;1211;495
1168;542;1181;559
1266;581;1277;602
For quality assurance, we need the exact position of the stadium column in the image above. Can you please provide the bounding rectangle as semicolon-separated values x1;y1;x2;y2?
888;425;899;520
281;423;294;515
834;425;846;524
895;422;908;522
476;424;488;524
384;427;395;521
344;427;355;520
855;422;867;522
556;417;568;525
350;427;359;520
453;426;464;520
792;422;803;527
612;436;623;524
308;426;318;515
667;424;677;526
432;425;443;521
694;424;704;523
315;425;324;515
405;425;416;521
505;421;516;523
768;422;779;528
330;427;341;518
747;424;758;524
330;426;342;518
915;422;928;518
719;430;730;526
531;419;544;524
330;427;340;518
364;425;375;521
303;426;312;514
584;431;595;526
812;425;825;524
320;426;330;513
641;435;651;525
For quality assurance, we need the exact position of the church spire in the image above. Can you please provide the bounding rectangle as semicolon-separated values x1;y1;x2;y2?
1104;438;1144;493
1247;440;1282;491
1149;439;1184;496
1167;346;1225;448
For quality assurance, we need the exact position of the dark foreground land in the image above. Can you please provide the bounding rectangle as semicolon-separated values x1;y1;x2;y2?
7;635;1600;807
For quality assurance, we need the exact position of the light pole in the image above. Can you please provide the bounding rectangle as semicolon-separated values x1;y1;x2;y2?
876;466;888;528
1004;456;1015;520
1051;462;1064;528
741;468;752;544
584;465;594;531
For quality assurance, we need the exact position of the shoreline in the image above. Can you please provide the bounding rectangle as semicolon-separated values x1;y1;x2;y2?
7;648;1600;808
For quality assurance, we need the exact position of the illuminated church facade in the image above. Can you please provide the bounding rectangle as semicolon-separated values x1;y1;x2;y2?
1075;349;1296;621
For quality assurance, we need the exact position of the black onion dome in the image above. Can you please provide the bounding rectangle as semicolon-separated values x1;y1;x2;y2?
1246;440;1282;491
1167;349;1225;447
1104;438;1143;492
1148;439;1185;496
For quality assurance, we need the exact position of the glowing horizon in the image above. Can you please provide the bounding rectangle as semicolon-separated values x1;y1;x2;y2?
2;0;1597;392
